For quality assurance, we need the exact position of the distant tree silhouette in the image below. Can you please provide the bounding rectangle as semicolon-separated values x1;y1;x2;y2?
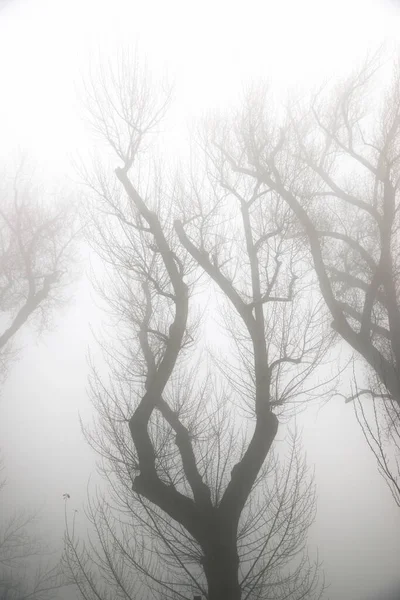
0;159;77;376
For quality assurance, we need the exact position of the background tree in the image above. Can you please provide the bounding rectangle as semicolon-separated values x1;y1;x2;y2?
0;161;77;597
62;58;331;600
207;54;400;501
0;159;77;376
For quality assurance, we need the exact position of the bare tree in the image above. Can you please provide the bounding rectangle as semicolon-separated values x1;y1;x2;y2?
0;162;77;595
0;160;77;376
205;53;400;502
62;57;331;600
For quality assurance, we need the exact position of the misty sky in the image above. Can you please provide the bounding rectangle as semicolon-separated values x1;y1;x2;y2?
1;1;400;599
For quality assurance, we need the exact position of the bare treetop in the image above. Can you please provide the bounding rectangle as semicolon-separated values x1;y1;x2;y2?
0;160;77;374
210;54;400;407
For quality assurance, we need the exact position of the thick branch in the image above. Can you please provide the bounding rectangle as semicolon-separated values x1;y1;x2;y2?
174;219;253;329
360;265;382;339
131;473;202;541
239;201;271;414
114;170;190;496
0;274;57;349
254;227;283;252
116;169;188;411
336;301;390;340
157;398;212;508
219;408;278;526
328;268;385;305
305;158;380;222
317;230;376;271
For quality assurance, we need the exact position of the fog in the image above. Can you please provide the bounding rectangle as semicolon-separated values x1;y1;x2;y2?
1;1;400;599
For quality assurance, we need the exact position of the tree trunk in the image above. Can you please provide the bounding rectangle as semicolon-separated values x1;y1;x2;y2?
202;527;241;600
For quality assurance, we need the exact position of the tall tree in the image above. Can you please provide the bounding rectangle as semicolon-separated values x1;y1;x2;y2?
210;53;400;500
63;58;330;600
0;160;77;375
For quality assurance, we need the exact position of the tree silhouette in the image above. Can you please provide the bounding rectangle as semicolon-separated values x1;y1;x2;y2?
62;56;330;600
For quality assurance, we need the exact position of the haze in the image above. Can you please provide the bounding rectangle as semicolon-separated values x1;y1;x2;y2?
1;1;400;599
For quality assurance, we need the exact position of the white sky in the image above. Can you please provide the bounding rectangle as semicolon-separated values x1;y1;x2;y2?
0;0;399;174
1;1;400;599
